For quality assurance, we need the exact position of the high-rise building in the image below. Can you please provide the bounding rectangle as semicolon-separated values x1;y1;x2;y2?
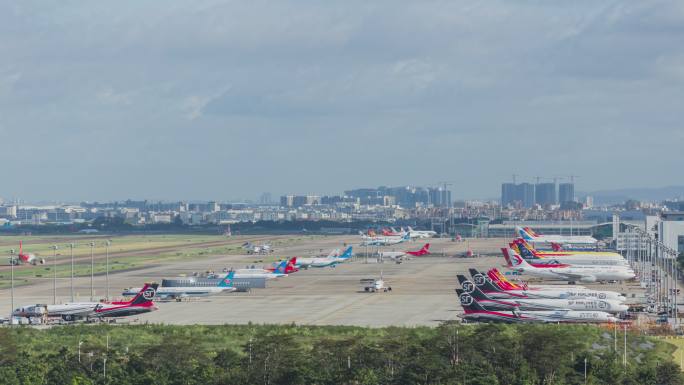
558;183;575;205
428;187;452;207
519;183;535;208
501;183;517;206
259;192;272;205
501;183;535;208
305;195;320;205
280;195;294;207
535;183;556;206
292;196;308;207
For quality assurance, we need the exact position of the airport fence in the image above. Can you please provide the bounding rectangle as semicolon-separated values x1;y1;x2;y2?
620;224;680;327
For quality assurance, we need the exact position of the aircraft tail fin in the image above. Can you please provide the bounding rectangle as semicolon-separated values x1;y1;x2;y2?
129;283;158;305
513;239;541;259
457;274;491;301
488;268;524;290
456;289;488;313
274;260;288;274
468;268;505;293
524;227;539;237
218;271;236;287
339;246;353;259
517;226;535;241
502;248;531;269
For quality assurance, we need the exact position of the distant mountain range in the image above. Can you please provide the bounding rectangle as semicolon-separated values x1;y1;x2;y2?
579;185;684;205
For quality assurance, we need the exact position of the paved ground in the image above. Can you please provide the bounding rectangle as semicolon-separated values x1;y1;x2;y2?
0;236;648;327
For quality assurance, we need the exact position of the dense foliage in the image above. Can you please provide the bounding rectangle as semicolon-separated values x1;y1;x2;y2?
0;323;681;385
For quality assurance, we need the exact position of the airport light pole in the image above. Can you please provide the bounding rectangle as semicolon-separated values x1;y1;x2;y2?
623;324;627;368
105;240;111;301
52;245;58;304
89;242;95;301
70;243;75;302
10;248;15;321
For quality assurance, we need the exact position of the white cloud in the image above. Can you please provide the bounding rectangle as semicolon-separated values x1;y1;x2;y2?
0;0;683;200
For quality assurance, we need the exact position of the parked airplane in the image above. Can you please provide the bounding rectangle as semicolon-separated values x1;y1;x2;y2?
513;239;624;261
266;257;299;273
457;290;619;324
9;241;45;266
468;269;626;302
361;233;410;246
361;229;378;237
379;243;430;261
234;260;289;279
122;272;236;301
381;228;405;237
406;226;437;239
458;275;628;313
13;284;159;322
502;248;635;283
516;226;597;245
296;246;353;269
510;241;628;267
487;268;587;291
242;242;273;255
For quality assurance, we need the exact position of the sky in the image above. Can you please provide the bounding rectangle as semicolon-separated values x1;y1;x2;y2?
1;1;683;202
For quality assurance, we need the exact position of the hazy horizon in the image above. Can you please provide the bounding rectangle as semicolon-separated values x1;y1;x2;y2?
2;2;683;202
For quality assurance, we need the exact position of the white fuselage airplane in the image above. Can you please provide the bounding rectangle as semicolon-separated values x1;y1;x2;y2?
458;292;620;323
407;226;436;239
517;227;597;245
296;247;353;268
242;242;272;255
379;243;430;261
361;233;410;246
234;269;286;279
458;283;629;314
503;249;635;283
512;240;625;266
13;284;159;321
122;273;236;300
467;270;626;302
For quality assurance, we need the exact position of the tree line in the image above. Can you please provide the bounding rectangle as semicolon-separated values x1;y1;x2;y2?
0;323;682;385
